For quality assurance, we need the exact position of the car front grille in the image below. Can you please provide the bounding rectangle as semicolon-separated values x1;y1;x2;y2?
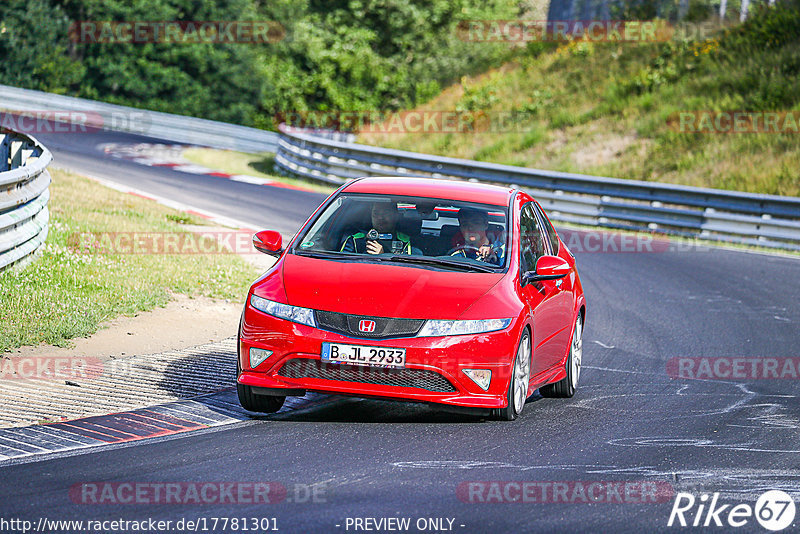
314;310;424;339
277;359;456;393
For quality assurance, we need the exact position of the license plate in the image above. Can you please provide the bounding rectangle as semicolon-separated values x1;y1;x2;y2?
321;342;406;368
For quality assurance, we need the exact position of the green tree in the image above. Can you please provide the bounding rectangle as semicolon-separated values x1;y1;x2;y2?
4;0;520;129
0;0;84;93
254;0;517;126
54;0;265;124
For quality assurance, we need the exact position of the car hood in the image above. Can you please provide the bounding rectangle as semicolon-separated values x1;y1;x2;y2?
280;254;503;319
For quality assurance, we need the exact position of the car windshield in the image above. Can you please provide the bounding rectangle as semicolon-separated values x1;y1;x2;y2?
293;193;509;271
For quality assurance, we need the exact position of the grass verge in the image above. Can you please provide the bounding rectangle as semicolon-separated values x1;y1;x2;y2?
182;148;336;194
0;168;258;352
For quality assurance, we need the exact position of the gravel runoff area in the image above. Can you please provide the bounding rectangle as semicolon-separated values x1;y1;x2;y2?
0;337;238;428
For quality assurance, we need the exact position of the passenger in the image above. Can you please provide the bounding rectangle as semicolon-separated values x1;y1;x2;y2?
450;207;505;265
341;201;413;255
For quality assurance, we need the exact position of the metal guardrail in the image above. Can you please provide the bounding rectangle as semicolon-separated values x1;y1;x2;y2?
0;84;278;153
2;85;797;251
275;124;800;251
0;130;51;271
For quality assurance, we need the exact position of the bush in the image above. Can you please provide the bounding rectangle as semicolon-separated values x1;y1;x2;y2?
3;0;519;128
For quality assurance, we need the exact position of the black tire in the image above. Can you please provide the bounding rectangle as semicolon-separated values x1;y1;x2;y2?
236;357;285;413
237;382;285;413
540;314;583;399
493;329;531;421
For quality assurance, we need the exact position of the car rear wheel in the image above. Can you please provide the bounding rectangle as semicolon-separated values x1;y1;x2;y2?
236;361;285;413
539;313;582;398
493;329;531;421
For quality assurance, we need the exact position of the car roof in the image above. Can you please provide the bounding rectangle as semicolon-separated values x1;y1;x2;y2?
342;177;515;206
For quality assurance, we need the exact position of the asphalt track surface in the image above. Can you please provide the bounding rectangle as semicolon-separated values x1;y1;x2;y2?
1;128;799;533
37;128;325;234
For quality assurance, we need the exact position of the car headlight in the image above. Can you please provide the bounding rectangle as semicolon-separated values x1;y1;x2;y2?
250;295;316;328
417;318;511;337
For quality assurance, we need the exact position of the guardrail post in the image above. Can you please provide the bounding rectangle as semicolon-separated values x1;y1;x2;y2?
9;139;24;168
0;134;9;171
20;140;35;166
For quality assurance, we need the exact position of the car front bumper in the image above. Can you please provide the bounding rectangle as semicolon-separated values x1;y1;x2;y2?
238;304;520;409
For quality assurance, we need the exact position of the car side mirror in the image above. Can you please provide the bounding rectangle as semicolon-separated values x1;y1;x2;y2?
523;255;570;284
253;230;283;257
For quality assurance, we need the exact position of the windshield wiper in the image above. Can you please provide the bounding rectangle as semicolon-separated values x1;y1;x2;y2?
386;255;497;273
293;250;364;260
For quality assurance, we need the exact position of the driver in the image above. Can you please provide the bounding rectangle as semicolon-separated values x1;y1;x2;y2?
450;207;505;265
341;201;413;255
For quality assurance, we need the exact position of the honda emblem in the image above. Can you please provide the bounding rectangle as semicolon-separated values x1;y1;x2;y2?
359;320;376;333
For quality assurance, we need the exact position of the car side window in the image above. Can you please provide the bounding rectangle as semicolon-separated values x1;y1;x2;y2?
533;203;559;255
520;203;547;273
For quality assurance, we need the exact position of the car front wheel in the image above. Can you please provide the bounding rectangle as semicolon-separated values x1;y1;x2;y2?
236;361;285;413
493;329;531;421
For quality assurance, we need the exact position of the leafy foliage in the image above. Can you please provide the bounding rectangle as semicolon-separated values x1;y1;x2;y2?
2;0;517;127
0;0;84;93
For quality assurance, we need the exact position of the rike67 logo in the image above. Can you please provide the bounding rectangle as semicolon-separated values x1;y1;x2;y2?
668;490;796;531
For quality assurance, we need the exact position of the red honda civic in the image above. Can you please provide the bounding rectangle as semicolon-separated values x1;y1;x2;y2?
237;177;585;420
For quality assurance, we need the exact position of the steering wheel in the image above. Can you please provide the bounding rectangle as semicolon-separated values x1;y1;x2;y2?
447;244;483;256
